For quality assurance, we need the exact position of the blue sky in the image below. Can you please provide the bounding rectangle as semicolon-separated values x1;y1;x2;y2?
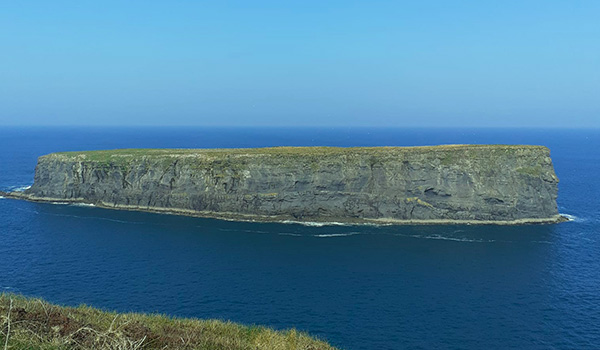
1;1;598;127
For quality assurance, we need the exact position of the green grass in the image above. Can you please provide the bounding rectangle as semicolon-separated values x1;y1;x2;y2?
46;145;549;168
0;294;339;350
516;166;544;177
54;144;547;157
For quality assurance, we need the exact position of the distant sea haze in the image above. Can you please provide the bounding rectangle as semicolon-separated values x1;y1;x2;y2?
0;127;598;349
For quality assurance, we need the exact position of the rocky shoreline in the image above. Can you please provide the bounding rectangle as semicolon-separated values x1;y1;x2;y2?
1;191;568;225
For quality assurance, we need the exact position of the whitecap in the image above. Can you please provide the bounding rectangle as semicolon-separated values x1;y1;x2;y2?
71;203;96;207
560;213;584;222
315;232;362;238
216;228;270;234
236;229;270;234
8;184;31;192
280;220;349;227
396;233;494;243
242;229;270;234
0;196;4;199
422;235;494;243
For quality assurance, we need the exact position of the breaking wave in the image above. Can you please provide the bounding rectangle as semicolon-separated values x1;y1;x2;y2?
280;220;350;227
314;232;362;238
6;184;32;192
561;213;586;222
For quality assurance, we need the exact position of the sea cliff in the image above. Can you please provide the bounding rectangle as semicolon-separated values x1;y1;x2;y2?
6;145;564;224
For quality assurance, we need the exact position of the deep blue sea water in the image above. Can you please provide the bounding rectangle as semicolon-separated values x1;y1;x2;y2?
0;127;598;349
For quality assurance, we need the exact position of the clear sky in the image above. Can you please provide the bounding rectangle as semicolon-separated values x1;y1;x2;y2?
1;1;598;127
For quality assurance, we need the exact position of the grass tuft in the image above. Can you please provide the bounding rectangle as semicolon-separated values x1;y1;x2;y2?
0;294;338;350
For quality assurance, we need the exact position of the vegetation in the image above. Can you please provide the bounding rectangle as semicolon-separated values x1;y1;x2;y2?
47;145;549;169
516;166;543;177
405;197;434;208
54;145;547;157
0;294;338;350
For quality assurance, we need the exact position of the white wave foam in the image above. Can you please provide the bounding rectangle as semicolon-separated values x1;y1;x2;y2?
0;196;4;199
8;185;31;192
397;233;494;243
50;202;69;205
218;228;305;236
315;232;362;238
71;203;96;207
560;213;584;222
217;228;270;234
280;220;349;227
423;235;494;243
243;229;270;234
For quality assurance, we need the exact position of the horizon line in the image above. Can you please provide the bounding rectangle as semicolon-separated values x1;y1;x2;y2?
1;124;599;130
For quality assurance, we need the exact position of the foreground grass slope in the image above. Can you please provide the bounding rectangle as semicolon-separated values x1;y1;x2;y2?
0;294;338;350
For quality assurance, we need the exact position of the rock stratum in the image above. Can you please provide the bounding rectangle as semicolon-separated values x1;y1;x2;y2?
5;145;565;225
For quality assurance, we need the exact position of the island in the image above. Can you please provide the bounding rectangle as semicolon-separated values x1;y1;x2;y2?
3;145;566;225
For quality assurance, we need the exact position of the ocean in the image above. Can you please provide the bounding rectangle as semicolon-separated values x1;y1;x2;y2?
0;127;598;349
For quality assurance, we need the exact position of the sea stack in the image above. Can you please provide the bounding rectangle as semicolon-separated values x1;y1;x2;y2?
9;145;564;225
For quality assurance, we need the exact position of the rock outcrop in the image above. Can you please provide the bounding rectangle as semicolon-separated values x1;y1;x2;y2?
10;145;563;224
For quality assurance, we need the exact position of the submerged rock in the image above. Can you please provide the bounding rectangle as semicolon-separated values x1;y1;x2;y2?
13;145;564;224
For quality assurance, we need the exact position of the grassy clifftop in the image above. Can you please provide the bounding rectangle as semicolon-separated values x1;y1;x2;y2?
53;144;548;157
0;294;338;350
46;145;550;168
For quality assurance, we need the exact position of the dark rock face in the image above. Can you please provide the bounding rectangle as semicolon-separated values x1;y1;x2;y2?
24;146;561;223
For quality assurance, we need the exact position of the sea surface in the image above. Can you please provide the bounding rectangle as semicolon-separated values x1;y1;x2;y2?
0;127;598;349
